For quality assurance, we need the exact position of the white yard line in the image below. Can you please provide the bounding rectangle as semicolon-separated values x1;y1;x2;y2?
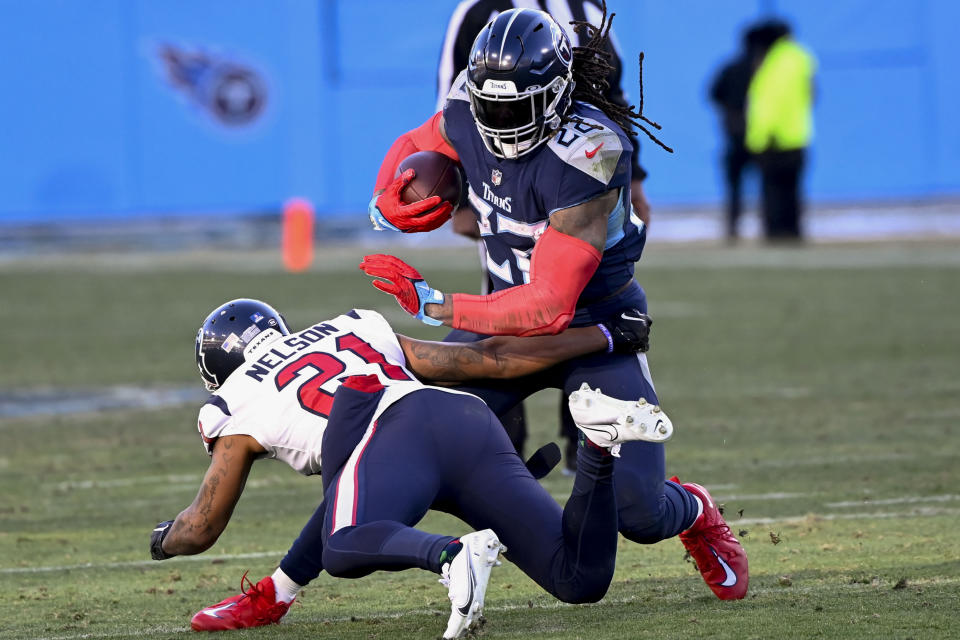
0;550;285;575
46;475;296;492
715;492;806;501
0;385;207;419
6;505;960;576
47;474;201;491
30;627;191;640
824;494;960;508
737;506;960;525
24;575;960;640
749;452;917;468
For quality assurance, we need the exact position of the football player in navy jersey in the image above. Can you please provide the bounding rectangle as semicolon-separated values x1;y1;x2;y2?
362;7;749;601
435;0;656;465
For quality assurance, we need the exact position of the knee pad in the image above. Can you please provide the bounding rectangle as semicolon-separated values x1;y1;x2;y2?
551;568;613;604
321;528;368;579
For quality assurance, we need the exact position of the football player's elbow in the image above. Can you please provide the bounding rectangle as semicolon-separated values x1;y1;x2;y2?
516;307;574;337
176;515;227;555
181;528;222;555
199;528;225;551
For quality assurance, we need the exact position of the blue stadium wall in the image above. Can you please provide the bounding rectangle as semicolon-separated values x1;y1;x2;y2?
1;0;958;222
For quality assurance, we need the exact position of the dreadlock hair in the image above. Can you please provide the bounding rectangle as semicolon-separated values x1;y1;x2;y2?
563;0;673;153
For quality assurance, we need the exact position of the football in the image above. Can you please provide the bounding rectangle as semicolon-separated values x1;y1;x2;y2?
395;150;465;208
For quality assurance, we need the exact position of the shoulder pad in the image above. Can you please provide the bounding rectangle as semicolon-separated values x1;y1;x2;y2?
547;116;624;185
341;308;395;336
197;396;232;455
342;308;387;326
446;70;470;104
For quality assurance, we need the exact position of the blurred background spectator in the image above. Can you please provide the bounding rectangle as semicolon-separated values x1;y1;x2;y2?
708;27;756;242
745;19;815;241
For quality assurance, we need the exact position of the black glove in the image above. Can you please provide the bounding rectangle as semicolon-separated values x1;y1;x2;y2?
150;520;176;560
600;309;653;354
524;442;561;480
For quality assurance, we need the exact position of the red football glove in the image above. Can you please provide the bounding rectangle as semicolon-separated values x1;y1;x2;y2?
359;254;445;326
369;169;453;233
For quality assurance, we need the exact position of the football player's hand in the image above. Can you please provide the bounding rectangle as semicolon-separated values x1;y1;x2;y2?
359;254;445;326
601;309;652;353
631;179;651;228
368;169;453;233
150;520;176;560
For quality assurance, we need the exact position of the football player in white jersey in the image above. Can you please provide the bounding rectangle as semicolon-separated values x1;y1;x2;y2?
151;298;657;637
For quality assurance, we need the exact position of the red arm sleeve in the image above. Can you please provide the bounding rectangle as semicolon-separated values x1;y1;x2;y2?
374;112;460;191
451;226;602;337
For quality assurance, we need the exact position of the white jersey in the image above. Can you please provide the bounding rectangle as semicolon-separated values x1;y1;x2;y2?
196;309;427;476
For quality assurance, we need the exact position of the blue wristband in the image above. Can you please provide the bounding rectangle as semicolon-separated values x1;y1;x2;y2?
597;323;614;353
368;195;402;232
414;281;445;326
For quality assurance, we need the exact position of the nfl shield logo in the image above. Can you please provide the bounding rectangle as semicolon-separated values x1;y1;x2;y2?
491;168;502;186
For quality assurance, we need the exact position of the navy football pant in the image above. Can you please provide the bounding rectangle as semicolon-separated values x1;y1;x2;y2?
290;389;618;604
451;282;699;544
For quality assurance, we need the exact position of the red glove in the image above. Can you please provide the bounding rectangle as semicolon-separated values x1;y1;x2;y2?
369;169;453;233
359;254;445;326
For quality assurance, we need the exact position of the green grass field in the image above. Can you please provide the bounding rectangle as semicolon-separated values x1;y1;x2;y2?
1;241;958;640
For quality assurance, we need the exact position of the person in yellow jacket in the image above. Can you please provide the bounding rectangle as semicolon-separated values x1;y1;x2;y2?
746;21;816;241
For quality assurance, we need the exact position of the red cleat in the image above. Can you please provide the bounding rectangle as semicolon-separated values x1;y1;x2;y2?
190;572;291;631
674;477;749;600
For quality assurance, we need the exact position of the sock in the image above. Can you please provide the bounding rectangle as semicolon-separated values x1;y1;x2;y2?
573;437;615;499
271;567;303;604
686;495;704;530
577;431;613;456
437;539;463;570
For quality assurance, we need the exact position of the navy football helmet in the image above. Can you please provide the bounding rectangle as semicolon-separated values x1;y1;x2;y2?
466;8;574;159
195;298;290;391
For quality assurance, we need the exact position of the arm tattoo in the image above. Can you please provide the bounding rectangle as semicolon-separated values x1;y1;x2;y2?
198;473;220;518
410;341;489;377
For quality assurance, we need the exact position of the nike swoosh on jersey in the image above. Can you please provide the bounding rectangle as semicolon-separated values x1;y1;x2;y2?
584;142;605;158
202;602;238;618
710;546;738;587
457;557;477;616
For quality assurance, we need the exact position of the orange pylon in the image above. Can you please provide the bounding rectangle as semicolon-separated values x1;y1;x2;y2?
282;197;314;272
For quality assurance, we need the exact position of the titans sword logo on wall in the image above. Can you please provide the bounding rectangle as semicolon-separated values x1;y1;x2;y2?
156;44;267;127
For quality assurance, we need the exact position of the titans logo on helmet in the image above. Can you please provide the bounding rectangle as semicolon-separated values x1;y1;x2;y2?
551;21;573;66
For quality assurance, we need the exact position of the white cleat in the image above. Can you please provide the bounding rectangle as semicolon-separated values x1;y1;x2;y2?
440;529;505;639
568;383;674;456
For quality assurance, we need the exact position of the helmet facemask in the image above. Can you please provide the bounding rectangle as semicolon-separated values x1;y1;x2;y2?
196;328;221;392
467;74;573;160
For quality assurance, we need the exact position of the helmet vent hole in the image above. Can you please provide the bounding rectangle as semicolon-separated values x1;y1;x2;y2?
228;316;235;321
533;23;543;32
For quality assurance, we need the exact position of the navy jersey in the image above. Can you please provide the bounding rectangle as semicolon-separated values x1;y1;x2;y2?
442;70;646;313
